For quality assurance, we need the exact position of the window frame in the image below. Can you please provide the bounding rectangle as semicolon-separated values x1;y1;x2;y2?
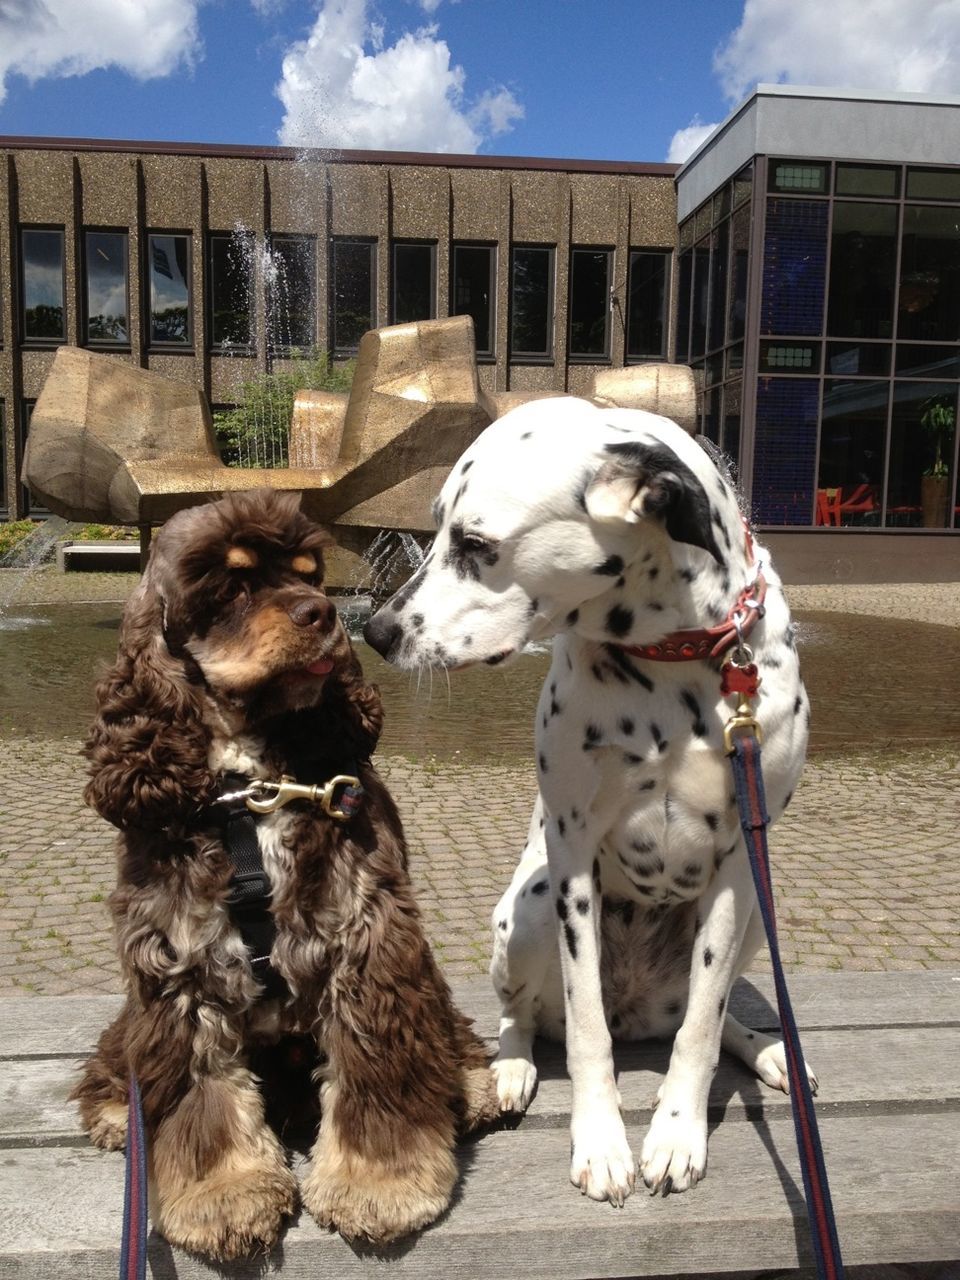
331;237;377;355
390;240;437;325
451;242;497;360
19;225;67;347
509;244;555;363
207;230;255;353
625;248;671;362
568;246;613;363
146;230;194;350
82;227;130;349
267;233;317;354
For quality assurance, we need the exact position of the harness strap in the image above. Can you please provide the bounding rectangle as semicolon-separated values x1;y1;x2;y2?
730;735;845;1280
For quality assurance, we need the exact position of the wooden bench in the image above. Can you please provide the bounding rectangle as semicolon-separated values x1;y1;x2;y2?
1;971;958;1278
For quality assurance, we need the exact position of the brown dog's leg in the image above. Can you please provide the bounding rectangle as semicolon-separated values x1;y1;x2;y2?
301;920;477;1243
75;996;296;1261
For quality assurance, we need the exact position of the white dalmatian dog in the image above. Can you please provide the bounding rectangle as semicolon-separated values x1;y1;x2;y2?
363;396;813;1206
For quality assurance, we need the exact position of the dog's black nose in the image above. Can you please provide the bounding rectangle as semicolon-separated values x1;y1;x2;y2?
289;596;337;633
363;611;404;660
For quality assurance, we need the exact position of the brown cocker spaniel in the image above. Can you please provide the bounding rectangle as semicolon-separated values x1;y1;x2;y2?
73;490;497;1258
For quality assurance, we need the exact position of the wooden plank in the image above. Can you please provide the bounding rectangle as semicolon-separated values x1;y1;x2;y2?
1;1114;957;1278
4;1026;957;1146
2;971;958;1060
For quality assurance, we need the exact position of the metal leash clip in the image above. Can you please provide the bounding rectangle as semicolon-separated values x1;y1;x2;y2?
721;637;763;756
244;773;362;820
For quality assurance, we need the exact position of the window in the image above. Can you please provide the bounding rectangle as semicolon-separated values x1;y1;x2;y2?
510;246;554;360
268;235;315;351
768;161;827;194
897;206;960;344
626;250;669;360
332;239;375;352
906;168;960;202
21;228;66;343
147;233;192;346
568;248;611;360
84;230;128;345
818;379;888;526
452;244;495;358
827;203;898;340
18;399;43;516
392;242;436;324
835;165;900;199
209;232;253;350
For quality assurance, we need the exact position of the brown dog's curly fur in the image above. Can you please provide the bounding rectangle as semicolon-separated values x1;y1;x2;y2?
72;490;497;1258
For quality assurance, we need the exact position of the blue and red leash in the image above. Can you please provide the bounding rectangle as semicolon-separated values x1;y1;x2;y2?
119;1073;147;1280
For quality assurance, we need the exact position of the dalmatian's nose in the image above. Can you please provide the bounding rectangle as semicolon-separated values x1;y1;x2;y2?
363;611;403;660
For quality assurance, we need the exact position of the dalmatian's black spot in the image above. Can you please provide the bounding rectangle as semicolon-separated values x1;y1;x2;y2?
762;655;783;670
637;778;656;791
711;505;733;552
606;604;634;638
648;601;664;612
550;699;561;717
531;879;548;895
715;843;737;869
591;662;605;683
784;624;797;650
604;645;655;691
566;608;579;626
680;689;708;737
649;566;659;580
564;924;579;960
679;566;697;583
520;430;533;440
538;753;548;773
566;984;573;1000
703;947;714;967
670;1110;680;1118
585;723;603;745
452;480;469;508
556;897;568;921
485;652;507;666
460;459;474;475
718;997;725;1019
622;752;642;766
463;635;472;647
592;857;601;890
529;597;539;614
631;840;656;857
430;498;445;528
783;790;794;809
594;553;624;576
673;874;700;890
794;694;803;715
542;714;548;729
411;612;424;628
390;565;426;612
619;716;635;735
575;897;590;916
684;861;702;878
559;878;570;897
557;815;566;837
704;812;719;832
497;919;507;931
650;722;668;753
746;1032;754;1040
573;807;581;822
615;575;626;589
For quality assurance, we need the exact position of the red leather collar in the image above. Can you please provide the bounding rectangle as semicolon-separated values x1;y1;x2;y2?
617;520;766;663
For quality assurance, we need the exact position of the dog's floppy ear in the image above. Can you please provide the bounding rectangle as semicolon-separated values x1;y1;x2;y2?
584;441;722;562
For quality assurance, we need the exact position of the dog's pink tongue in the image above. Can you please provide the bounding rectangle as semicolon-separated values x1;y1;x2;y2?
306;658;334;676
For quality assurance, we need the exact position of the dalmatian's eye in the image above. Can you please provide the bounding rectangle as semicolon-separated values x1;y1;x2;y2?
460;532;493;554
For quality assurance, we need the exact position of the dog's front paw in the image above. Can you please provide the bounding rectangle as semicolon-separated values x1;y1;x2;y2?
84;1099;128;1151
155;1163;298;1260
569;1112;636;1205
753;1039;819;1095
493;1055;538;1113
640;1101;707;1194
302;1141;457;1244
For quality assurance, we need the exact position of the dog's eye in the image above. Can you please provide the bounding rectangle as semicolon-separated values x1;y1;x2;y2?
460;532;491;554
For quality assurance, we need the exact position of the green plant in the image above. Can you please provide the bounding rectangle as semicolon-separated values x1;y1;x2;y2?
0;519;39;559
919;396;955;480
213;350;355;468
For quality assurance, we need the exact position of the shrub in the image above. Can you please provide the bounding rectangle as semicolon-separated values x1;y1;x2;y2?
214;351;355;468
0;519;39;561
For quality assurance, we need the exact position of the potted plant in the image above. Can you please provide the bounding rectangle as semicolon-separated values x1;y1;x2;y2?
919;396;954;527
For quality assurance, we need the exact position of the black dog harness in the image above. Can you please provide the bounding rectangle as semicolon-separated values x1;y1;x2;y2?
211;769;365;997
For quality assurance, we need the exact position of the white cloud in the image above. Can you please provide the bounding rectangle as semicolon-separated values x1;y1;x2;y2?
0;0;202;106
715;0;960;103
666;118;719;164
275;0;523;152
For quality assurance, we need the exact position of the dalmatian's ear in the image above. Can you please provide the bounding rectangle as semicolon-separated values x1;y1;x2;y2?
584;442;723;562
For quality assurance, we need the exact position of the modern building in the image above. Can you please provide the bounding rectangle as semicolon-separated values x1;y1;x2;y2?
1;85;958;576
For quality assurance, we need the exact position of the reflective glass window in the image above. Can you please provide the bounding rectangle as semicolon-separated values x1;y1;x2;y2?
626;250;669;359
674;249;692;363
827;202;898;339
728;205;749;344
897;205;960;343
733;163;753;208
759;341;820;374
906;169;960;202
835;165;899;198
723;379;742;471
332;239;375;352
268;236;315;351
148;233;191;346
826;342;891;376
708;221;728;351
569;248;611;359
817;380;888;526
702;385;721;445
21;228;65;342
768;161;827;194
753;377;819;524
510;246;554;359
452;244;495;358
84;230;128;345
690;240;709;357
209;232;253;349
886;383;957;527
392;242;436;324
761;199;828;336
895;345;960;379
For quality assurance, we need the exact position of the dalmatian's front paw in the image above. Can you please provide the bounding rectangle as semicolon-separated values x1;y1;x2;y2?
640;1097;707;1194
492;1055;538;1113
569;1111;636;1205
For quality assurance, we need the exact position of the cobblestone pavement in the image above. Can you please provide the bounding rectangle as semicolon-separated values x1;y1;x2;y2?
0;569;958;996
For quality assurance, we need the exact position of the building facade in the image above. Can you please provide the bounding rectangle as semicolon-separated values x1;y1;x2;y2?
0;139;676;518
2;86;959;572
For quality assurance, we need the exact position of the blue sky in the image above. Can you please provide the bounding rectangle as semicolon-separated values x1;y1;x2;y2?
0;1;958;163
